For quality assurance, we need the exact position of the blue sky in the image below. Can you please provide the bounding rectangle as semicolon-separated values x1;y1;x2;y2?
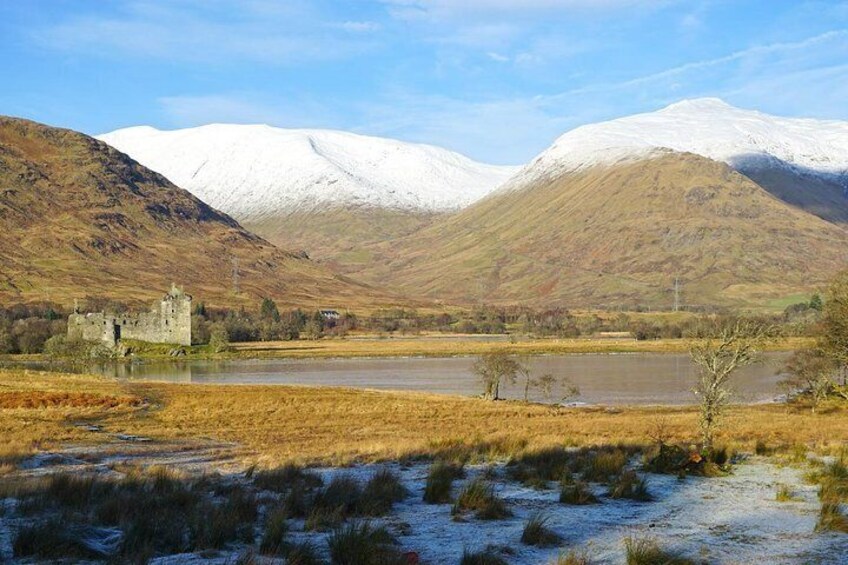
2;1;848;164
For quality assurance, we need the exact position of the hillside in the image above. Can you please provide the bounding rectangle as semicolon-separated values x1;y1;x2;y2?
97;124;517;261
0;116;397;310
351;152;848;308
515;98;848;225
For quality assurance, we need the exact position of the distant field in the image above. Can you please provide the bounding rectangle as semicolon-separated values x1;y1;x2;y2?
226;335;812;360
2;369;843;467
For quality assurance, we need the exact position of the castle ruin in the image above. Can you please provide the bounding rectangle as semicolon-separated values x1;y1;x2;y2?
68;284;192;347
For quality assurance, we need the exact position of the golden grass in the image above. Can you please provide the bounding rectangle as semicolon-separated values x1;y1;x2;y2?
0;369;845;467
227;336;811;360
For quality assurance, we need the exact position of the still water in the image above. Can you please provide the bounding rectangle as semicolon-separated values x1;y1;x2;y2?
74;352;789;406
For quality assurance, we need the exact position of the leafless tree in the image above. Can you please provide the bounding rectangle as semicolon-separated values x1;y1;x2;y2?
689;317;773;452
473;351;520;401
782;348;837;412
821;270;848;387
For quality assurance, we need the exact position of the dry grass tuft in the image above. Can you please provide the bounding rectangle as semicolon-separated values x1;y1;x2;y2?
624;536;695;565
452;479;511;520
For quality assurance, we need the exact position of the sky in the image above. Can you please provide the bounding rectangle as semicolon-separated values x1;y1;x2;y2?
1;1;848;165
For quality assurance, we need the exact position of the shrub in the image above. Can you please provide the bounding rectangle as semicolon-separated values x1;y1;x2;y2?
361;468;407;515
608;471;652;502
326;521;404;565
452;479;511;520
624;537;695;565
521;512;561;547
559;481;598;505
209;323;230;352
424;461;464;504
460;548;509;565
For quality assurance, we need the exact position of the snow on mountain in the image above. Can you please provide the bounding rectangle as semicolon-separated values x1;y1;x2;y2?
508;98;848;188
97;124;518;221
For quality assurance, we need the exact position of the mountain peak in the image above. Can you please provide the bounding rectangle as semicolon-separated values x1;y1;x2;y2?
98;124;518;221
660;97;735;112
514;98;848;185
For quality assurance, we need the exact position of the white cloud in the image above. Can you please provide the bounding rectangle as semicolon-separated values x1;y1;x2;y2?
30;1;376;65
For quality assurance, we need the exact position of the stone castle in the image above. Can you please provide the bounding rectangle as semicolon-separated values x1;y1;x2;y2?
68;284;192;347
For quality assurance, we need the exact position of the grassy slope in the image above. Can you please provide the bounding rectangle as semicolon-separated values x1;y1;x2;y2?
1;370;845;466
349;153;848;309
244;207;441;272
0;117;400;310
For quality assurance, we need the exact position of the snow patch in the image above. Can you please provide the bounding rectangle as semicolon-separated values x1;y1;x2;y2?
97;124;518;221
504;98;848;192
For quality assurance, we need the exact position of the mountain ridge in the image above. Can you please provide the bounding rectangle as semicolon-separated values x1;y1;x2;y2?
0;116;399;310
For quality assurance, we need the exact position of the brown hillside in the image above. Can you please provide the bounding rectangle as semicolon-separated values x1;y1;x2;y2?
349;152;848;308
0;116;397;310
244;207;440;273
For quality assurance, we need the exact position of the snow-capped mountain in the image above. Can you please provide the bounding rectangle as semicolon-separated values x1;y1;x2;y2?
97;124;518;222
508;98;848;188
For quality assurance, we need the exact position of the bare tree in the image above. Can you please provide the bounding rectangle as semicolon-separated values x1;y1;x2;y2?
473;351;520;401
820;271;848;387
782;348;837;412
689;318;772;452
537;373;580;405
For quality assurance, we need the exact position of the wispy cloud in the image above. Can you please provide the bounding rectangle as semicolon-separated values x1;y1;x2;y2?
29;1;377;65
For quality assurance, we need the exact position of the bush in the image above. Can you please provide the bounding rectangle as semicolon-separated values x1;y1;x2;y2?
607;471;652;502
424;461;464;504
326;521;404;565
521;512;561;547
208;323;230;352
452;479;511;520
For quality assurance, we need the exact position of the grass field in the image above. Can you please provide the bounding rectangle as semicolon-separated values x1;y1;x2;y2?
225;335;812;360
2;369;844;468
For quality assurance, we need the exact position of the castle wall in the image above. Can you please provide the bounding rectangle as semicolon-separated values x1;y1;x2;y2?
68;286;192;347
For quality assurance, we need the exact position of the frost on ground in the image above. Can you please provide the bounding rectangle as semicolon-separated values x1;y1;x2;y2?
326;459;845;564
2;443;844;564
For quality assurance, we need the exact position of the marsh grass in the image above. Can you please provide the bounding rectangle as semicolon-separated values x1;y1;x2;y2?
452;479;511;520
253;464;323;492
10;466;262;562
551;549;592;565
326;521;404;565
559;481;599;505
624;537;695;565
521;512;562;547
775;484;797;502
608;471;652;502
259;505;288;555
460;547;509;565
423;461;465;504
581;449;630;483
13;520;106;560
361;468;407;515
